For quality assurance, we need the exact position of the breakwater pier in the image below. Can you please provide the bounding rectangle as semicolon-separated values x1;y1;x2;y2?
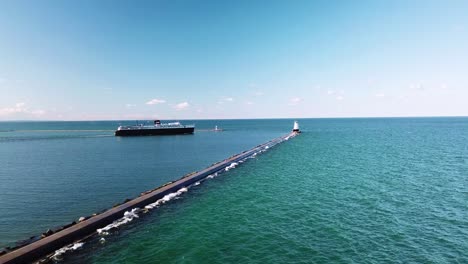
0;130;299;264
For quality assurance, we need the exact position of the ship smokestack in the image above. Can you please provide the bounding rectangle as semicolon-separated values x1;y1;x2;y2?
292;121;300;133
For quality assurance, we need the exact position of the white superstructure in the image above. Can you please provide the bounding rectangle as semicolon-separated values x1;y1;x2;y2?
293;121;300;132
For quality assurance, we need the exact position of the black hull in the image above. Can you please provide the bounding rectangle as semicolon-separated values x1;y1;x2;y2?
115;127;194;136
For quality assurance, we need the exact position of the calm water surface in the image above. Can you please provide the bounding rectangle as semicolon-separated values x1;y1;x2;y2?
1;118;468;263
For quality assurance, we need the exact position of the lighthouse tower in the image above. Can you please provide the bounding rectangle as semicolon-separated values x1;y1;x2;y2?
292;121;301;133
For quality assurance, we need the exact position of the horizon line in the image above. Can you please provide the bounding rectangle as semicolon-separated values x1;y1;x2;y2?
1;115;468;122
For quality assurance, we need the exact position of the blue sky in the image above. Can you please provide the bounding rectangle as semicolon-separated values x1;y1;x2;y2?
0;0;467;120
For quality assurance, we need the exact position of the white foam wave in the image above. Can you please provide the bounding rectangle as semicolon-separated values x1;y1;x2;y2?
97;208;140;235
124;208;140;218
51;242;84;260
96;187;189;235
144;187;188;210
225;162;238;171
194;181;200;186
206;171;220;179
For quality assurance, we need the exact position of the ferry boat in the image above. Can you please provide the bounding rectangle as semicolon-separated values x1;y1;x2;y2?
115;120;195;136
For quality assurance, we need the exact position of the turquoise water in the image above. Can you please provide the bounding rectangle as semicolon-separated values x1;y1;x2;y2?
1;118;468;263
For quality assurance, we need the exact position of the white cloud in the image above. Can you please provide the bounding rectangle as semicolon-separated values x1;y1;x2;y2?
0;107;18;116
218;97;235;104
289;97;302;106
125;104;136;109
409;83;424;91
146;98;166;105
15;102;25;108
375;93;385;98
327;89;345;100
253;91;264;96
31;109;46;116
245;101;254;105
174;101;189;111
0;102;46;117
0;102;27;116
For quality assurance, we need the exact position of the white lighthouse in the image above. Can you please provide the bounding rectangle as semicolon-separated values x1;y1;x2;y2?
292;121;300;133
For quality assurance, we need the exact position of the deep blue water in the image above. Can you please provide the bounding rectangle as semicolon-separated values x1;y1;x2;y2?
1;118;468;263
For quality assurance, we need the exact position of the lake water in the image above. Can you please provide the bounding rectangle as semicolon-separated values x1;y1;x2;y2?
1;118;467;263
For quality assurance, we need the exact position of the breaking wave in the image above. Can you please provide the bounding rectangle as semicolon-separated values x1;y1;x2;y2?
96;188;190;236
50;242;84;260
225;162;238;171
97;208;141;235
144;187;188;210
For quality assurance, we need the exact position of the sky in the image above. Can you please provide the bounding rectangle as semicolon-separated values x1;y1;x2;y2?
0;0;467;120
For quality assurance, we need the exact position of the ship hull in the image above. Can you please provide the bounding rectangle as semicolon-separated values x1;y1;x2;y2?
115;127;194;136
